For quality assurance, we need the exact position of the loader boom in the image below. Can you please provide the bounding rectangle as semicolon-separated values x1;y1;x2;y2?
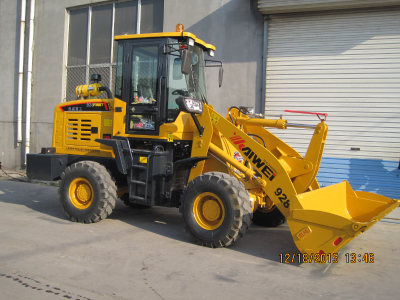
194;104;399;256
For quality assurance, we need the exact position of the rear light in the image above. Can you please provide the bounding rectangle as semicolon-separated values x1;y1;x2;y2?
318;250;324;255
333;237;343;246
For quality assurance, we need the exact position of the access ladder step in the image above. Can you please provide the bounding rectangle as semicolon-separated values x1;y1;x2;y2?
131;180;146;185
131;165;147;170
130;195;145;201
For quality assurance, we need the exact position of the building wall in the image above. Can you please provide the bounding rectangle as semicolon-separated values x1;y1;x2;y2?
0;0;112;169
31;0;112;158
0;0;264;169
0;2;22;168
164;0;264;115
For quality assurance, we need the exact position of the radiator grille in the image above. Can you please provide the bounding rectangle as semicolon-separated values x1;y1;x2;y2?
65;114;100;147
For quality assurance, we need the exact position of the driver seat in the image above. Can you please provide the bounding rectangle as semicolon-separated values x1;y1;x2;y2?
138;84;153;100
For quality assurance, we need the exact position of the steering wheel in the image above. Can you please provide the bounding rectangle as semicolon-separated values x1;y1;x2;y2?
172;89;189;96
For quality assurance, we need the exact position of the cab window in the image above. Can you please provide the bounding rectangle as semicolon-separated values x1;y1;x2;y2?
130;46;158;105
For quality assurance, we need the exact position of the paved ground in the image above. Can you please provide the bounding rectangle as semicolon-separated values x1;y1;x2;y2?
0;179;399;300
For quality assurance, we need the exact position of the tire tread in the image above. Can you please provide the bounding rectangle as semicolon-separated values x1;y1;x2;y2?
58;161;117;223
181;172;252;248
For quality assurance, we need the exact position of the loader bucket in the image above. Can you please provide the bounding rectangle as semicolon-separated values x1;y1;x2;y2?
287;181;399;259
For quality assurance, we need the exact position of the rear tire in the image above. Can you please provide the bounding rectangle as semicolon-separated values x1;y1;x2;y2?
252;205;286;227
58;161;117;223
180;172;252;248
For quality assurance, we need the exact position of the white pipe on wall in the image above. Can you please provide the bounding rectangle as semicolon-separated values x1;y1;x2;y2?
137;0;141;34
24;0;35;165
17;0;27;144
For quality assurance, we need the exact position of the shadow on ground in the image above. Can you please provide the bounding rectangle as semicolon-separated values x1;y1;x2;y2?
109;202;300;264
0;179;299;264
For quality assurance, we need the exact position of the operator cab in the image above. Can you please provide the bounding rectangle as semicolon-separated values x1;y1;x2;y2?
114;24;218;136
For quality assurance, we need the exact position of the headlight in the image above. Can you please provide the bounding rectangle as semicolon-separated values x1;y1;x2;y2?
208;49;215;57
185;99;203;112
176;97;203;114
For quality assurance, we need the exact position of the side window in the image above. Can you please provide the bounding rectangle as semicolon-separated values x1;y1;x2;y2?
166;44;206;123
114;43;124;99
130;46;159;105
167;55;186;122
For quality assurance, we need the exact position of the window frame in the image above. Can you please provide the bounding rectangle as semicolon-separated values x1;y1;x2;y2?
122;39;167;136
65;0;164;101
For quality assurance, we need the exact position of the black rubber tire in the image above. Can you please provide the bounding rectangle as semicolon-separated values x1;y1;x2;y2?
180;172;252;248
58;161;117;223
252;205;286;227
120;193;152;209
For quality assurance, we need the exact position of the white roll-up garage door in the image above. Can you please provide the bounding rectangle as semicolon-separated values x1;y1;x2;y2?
265;7;400;198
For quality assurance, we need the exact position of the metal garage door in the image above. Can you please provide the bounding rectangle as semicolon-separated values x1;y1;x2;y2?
265;7;400;198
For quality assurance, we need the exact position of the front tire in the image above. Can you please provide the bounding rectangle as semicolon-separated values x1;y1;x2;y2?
59;161;117;223
180;172;252;248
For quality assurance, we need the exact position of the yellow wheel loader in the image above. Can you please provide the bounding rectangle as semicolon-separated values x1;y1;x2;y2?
27;25;399;259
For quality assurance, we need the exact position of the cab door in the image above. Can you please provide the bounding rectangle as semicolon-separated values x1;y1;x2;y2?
122;41;166;136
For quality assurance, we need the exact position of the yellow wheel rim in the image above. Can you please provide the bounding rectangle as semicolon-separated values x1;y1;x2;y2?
69;177;94;209
193;192;225;230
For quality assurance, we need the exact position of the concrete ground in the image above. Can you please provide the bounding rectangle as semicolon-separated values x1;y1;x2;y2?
0;179;399;300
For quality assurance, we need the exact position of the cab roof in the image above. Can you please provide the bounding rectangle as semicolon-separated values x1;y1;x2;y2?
114;31;216;51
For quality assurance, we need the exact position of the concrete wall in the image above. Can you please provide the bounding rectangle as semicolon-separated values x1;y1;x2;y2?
0;1;21;169
31;0;111;157
0;0;113;169
1;0;264;169
164;0;264;115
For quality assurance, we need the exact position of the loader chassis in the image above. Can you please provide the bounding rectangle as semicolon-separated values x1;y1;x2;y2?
26;29;399;259
29;36;208;209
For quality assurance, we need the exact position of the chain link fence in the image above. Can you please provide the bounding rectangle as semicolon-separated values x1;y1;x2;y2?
66;63;116;101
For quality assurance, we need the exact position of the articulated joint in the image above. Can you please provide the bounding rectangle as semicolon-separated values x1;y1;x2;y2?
255;176;266;187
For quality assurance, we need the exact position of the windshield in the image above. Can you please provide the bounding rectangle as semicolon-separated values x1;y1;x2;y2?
167;44;207;122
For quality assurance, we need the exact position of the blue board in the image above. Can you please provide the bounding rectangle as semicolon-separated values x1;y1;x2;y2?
317;157;400;199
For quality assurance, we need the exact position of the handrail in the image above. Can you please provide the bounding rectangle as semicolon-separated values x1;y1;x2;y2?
284;110;328;121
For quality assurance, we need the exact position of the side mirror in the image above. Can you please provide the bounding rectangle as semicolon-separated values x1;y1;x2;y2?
205;59;223;87
181;49;193;75
219;66;224;88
